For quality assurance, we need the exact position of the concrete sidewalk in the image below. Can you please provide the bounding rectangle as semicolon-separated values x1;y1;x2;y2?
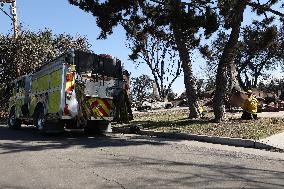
258;132;284;150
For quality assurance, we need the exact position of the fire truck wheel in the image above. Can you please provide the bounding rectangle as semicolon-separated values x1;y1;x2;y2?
33;107;47;134
34;107;65;134
84;126;101;135
8;107;21;129
84;121;108;135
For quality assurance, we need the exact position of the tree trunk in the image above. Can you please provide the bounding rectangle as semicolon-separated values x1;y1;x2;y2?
172;28;199;118
237;70;246;89
213;0;248;122
167;0;199;118
253;73;258;88
228;61;241;91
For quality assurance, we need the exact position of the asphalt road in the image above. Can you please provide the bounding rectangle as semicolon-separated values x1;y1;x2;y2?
0;125;284;189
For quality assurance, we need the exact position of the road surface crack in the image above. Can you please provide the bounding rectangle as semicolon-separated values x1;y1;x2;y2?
63;156;127;189
92;171;127;189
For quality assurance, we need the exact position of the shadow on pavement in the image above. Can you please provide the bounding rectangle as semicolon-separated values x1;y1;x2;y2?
1;125;284;188
0;124;171;155
97;154;284;188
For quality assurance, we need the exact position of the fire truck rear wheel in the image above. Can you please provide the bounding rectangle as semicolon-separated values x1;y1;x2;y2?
8;107;21;129
34;106;65;134
84;121;109;135
33;106;48;135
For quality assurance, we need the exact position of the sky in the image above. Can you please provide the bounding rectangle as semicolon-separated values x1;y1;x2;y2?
0;1;283;95
0;0;190;95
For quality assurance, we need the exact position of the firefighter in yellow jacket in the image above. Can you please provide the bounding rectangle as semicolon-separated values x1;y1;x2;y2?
241;90;258;120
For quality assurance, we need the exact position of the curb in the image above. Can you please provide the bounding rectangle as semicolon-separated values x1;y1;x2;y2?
112;127;283;151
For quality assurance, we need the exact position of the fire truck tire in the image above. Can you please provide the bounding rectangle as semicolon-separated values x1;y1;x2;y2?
34;105;65;135
84;121;108;135
84;126;101;135
33;106;48;135
8;107;21;129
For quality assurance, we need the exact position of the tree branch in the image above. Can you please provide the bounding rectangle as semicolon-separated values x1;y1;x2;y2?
248;2;284;17
167;60;181;92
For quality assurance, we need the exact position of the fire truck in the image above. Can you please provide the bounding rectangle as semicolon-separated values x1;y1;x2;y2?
7;50;129;134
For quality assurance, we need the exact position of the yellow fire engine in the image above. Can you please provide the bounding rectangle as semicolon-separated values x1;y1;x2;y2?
8;50;129;134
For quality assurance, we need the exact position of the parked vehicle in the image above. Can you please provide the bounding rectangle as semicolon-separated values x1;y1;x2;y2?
8;50;129;134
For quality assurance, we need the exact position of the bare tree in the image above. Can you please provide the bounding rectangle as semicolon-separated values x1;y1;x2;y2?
130;75;153;106
126;26;181;100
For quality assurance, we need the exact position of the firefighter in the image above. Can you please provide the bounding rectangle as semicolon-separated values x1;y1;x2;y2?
198;102;205;118
241;90;258;120
114;70;133;123
122;71;133;121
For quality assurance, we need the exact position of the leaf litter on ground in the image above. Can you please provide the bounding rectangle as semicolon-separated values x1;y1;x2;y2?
113;109;284;140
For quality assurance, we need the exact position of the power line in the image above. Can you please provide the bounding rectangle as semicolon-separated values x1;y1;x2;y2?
0;6;13;20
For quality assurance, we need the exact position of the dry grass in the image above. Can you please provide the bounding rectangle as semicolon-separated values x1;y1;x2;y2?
114;109;284;140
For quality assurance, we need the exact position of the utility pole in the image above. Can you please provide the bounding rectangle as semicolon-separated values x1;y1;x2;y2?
10;0;18;38
0;0;19;78
0;0;18;38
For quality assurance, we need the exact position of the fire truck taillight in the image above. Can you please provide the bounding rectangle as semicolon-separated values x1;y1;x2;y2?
64;104;70;115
